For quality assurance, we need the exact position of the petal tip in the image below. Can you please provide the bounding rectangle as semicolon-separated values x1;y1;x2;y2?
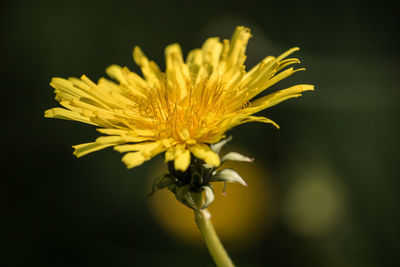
44;109;53;118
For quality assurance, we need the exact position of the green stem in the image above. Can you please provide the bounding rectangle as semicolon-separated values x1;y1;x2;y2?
194;209;235;267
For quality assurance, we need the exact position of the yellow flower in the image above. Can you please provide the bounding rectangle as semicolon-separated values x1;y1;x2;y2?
45;26;313;172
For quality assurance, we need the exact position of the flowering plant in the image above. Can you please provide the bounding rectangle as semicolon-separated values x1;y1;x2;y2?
45;26;313;266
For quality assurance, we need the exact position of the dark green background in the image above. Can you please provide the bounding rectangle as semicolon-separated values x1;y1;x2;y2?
2;0;398;266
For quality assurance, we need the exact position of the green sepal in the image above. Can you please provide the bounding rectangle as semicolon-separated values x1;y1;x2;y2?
173;185;201;209
210;136;232;154
148;173;176;196
210;168;248;186
201;185;215;209
221;152;254;164
171;184;216;210
191;171;203;187
175;184;194;208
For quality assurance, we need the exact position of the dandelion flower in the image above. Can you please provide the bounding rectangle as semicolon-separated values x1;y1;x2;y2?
45;26;313;172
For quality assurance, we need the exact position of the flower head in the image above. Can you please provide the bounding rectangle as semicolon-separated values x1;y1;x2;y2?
45;26;313;172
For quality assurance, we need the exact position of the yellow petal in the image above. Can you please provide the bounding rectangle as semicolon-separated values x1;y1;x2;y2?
226;26;251;69
276;58;301;72
73;142;114;158
241;56;277;90
122;152;147;169
230;115;280;129
165;149;175;162
97;78;124;94
131;129;156;137
120;67;148;96
201;37;223;75
174;148;191;171
120;141;166;169
105;64;127;84
186;48;203;76
248;84;314;114
95;132;150;143
114;141;162;153
133;46;162;86
189;144;220;167
96;128;128;135
95;135;125;145
277;47;300;61
165;43;190;100
44;108;98;126
245;67;305;102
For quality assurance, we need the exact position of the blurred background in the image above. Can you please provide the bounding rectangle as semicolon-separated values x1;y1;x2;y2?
1;0;399;266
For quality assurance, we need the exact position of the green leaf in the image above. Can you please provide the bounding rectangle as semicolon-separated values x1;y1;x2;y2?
210;168;248;186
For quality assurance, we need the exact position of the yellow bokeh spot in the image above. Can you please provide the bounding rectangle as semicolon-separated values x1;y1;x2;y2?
147;149;275;251
282;161;348;238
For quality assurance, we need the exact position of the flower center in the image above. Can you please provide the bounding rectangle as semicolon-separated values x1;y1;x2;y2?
129;77;244;143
